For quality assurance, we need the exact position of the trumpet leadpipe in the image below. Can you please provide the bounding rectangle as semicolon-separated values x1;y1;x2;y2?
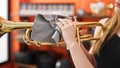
76;22;105;31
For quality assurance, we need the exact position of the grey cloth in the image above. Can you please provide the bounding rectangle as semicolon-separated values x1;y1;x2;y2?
31;14;67;45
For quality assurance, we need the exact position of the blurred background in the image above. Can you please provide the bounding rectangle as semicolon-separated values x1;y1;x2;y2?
0;0;114;68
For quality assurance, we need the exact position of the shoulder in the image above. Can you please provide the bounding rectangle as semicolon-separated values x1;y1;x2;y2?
89;18;109;53
95;18;109;30
93;18;109;36
98;18;109;25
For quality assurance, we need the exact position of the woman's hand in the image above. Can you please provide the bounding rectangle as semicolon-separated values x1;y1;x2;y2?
57;19;95;68
56;19;77;47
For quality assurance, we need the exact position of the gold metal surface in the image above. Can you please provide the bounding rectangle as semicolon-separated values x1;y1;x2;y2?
0;16;105;46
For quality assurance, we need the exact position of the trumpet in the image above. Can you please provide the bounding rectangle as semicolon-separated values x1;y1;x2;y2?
0;16;105;46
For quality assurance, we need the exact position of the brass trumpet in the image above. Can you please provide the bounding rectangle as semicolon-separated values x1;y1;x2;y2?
0;16;105;46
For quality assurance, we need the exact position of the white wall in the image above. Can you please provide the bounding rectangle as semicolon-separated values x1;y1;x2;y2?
0;0;9;64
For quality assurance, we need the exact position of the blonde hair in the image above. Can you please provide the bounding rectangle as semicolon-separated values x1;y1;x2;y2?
92;12;120;54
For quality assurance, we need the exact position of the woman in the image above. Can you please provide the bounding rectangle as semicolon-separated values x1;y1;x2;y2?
56;0;120;68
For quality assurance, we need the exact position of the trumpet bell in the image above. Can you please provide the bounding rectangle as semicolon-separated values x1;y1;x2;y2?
0;16;33;38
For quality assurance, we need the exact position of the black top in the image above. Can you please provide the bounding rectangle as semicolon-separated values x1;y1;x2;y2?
95;34;120;68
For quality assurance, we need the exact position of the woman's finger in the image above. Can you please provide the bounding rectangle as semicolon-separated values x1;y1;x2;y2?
56;21;64;29
58;19;69;26
65;19;73;25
